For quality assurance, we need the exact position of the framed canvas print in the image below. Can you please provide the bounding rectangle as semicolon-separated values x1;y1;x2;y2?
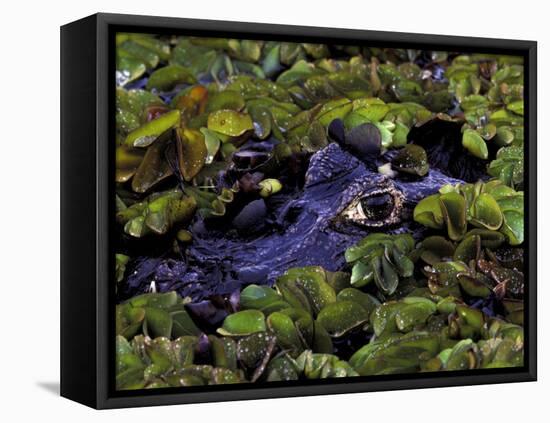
60;13;537;409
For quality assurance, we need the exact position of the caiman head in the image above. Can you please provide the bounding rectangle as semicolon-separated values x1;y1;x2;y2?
123;142;462;300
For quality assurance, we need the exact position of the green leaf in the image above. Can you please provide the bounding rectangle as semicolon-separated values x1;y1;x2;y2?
350;260;373;288
217;310;266;336
171;310;201;337
267;312;303;351
146;65;197;91
207;110;254;136
125;110;180;147
144;307;173;338
462;129;488;159
240;285;289;314
414;194;445;229
176;128;207;181
317;301;369;337
439;192;467;241
471;193;503;230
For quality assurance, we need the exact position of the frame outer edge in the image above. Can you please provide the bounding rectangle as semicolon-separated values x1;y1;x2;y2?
96;12;111;409
527;42;537;380
74;13;537;409
60;14;99;408
95;12;536;48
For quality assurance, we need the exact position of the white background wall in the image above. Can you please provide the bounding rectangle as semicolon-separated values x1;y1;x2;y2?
1;0;546;420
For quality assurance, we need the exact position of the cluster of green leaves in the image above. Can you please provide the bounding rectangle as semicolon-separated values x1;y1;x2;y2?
350;317;523;375
116;190;197;238
116;291;200;340
445;54;525;187
115;37;467;243
117;256;524;389
117;335;246;390
414;180;524;245
345;233;415;295
115;36;525;248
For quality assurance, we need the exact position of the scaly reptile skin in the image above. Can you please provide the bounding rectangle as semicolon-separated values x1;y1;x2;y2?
123;143;463;301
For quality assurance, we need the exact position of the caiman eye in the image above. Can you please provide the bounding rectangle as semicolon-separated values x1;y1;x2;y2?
340;187;404;228
359;193;394;221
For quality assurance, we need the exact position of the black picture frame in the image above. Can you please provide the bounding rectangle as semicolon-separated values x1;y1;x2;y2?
60;12;537;409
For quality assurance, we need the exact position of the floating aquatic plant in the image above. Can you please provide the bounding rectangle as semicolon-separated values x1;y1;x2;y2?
413;180;524;245
116;281;524;388
345;233;415;295
116;190;197;237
